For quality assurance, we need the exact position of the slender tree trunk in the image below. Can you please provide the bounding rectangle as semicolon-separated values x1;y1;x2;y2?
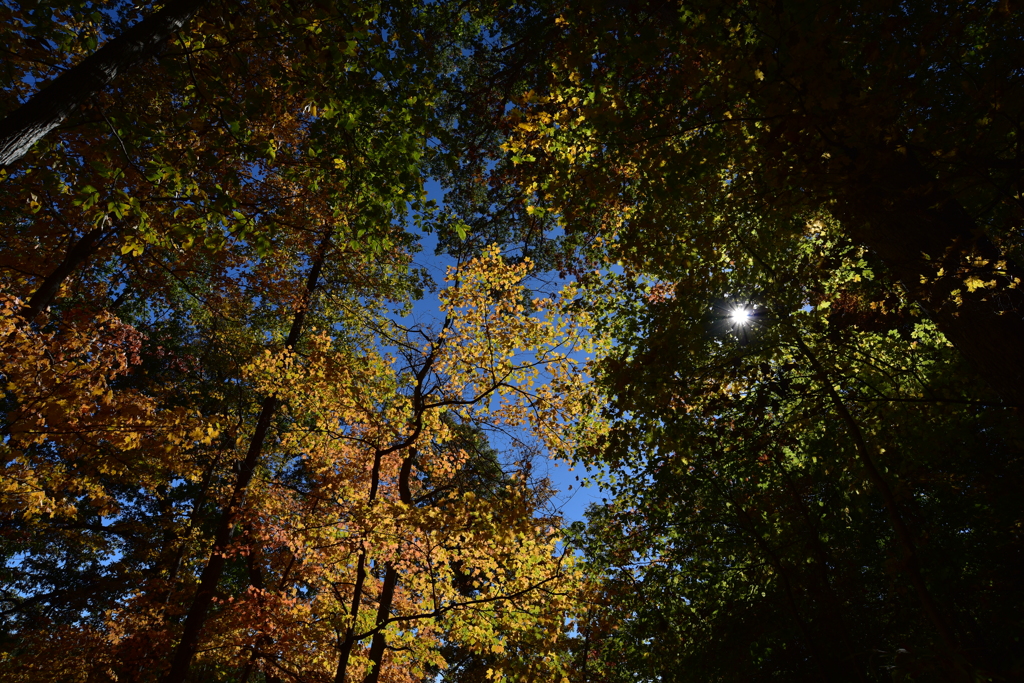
0;0;206;168
745;239;969;676
17;226;114;326
362;565;399;683
794;335;971;681
162;238;329;683
335;447;389;683
334;552;368;683
335;448;417;683
834;149;1024;409
361;450;418;683
158;457;220;609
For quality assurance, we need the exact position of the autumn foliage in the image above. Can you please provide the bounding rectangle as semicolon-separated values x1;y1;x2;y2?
5;1;1024;682
0;2;608;681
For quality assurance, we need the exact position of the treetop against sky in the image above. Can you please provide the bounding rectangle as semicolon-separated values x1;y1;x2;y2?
2;1;1023;682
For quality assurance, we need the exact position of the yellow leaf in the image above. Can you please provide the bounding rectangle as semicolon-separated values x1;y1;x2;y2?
964;275;991;293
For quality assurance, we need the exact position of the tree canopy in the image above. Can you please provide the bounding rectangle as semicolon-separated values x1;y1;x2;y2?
2;1;1023;682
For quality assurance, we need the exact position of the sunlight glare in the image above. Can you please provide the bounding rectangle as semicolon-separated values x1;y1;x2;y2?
729;307;751;325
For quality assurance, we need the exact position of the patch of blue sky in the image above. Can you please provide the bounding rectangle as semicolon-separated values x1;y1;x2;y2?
387;177;607;525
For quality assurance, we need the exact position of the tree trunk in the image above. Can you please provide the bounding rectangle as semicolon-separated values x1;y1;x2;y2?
834;149;1024;409
335;447;389;683
794;334;971;680
17;226;114;326
335;448;416;683
161;239;328;683
0;0;206;168
360;450;418;683
334;552;368;683
362;565;399;683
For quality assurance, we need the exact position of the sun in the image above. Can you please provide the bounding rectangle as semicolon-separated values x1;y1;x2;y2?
729;307;751;325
